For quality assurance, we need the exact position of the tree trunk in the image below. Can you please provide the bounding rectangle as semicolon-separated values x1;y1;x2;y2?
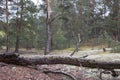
15;0;23;53
15;3;19;53
5;0;9;52
15;21;20;53
45;0;52;55
0;53;120;69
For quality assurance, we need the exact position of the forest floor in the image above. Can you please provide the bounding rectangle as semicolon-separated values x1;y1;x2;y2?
0;48;120;80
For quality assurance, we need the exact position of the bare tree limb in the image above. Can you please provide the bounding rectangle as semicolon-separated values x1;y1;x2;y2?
43;70;77;80
70;33;81;56
50;12;62;23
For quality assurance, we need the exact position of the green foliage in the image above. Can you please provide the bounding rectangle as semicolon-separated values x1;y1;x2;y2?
111;45;120;53
52;29;67;49
0;0;120;51
0;31;5;47
0;31;5;38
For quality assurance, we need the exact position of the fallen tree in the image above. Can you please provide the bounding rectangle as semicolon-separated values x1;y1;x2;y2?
0;53;120;70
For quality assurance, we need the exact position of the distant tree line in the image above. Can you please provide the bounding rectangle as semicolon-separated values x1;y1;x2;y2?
0;0;120;54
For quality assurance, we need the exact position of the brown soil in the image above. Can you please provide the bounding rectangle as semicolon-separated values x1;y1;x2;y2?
0;64;95;80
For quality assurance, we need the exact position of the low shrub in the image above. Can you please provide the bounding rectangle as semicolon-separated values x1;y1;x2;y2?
111;45;120;53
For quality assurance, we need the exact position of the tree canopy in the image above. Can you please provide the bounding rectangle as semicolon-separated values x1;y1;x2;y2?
0;0;119;53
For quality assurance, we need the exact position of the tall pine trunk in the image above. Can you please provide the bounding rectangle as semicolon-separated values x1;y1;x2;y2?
15;18;20;53
5;0;9;52
15;0;23;53
45;0;51;55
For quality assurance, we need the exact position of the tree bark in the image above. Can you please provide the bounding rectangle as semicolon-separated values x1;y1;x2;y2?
15;1;19;53
0;53;120;69
15;0;23;53
45;0;52;55
5;0;9;52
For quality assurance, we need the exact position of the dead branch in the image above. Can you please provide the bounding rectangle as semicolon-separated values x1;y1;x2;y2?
70;33;81;56
43;70;77;80
99;69;119;80
50;12;62;23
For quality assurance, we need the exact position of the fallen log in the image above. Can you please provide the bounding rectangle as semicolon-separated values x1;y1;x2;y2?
0;53;120;69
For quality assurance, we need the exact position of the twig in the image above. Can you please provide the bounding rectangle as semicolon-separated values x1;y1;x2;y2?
0;62;8;67
99;69;119;80
43;70;77;80
110;69;119;77
79;55;88;58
